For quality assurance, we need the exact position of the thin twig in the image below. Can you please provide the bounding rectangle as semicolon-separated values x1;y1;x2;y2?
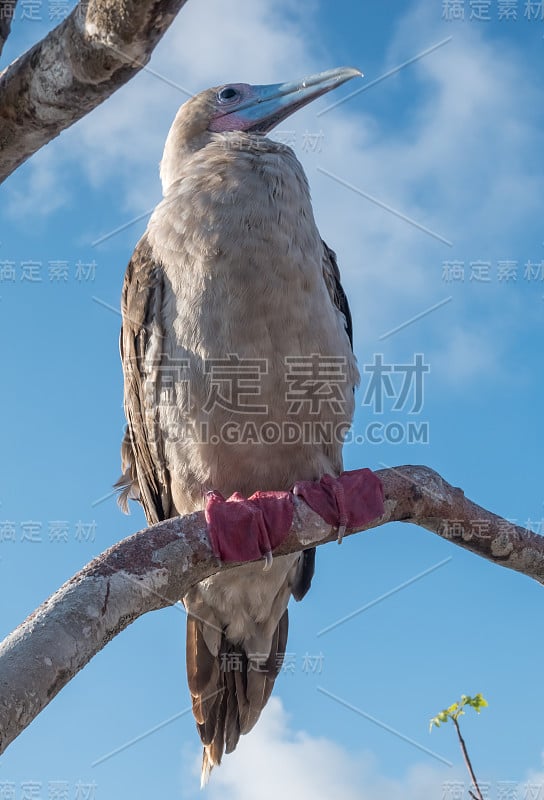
452;717;484;800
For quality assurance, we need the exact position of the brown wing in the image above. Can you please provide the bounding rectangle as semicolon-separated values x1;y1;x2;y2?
116;234;172;525
284;241;356;603
322;239;354;349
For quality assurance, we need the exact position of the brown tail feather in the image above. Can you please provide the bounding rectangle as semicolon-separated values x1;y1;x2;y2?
224;667;241;754
243;609;289;733
188;609;289;786
186;616;219;696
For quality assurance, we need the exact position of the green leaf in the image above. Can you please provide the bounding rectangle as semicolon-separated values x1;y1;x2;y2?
430;692;488;733
470;693;488;712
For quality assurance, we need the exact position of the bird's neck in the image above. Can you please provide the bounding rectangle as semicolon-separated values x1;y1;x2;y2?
148;140;321;287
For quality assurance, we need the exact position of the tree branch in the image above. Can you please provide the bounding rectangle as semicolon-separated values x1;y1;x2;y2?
0;0;18;59
0;0;189;182
1;464;542;755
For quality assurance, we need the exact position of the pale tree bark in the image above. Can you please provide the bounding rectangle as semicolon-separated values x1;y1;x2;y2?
1;464;542;756
0;0;190;182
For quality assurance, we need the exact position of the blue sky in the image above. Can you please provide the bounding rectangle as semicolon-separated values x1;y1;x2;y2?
1;1;543;798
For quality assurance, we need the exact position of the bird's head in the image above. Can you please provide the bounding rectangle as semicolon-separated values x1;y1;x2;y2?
160;66;362;193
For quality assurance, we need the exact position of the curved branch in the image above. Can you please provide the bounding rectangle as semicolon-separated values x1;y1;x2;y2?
0;0;189;182
0;465;542;755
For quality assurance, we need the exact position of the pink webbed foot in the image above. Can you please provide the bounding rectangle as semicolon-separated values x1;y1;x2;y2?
204;469;385;566
293;469;385;544
205;490;294;568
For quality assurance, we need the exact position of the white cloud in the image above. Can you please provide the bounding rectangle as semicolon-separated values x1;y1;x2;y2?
198;697;459;800
519;757;544;800
309;19;543;334
429;324;501;384
6;145;70;220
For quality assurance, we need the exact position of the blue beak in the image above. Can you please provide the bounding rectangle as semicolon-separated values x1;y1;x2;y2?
225;67;362;134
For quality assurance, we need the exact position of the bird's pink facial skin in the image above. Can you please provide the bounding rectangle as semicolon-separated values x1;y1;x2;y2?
208;84;255;133
208;111;249;133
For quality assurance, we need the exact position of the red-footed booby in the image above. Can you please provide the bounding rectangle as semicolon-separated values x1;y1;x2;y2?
117;66;362;784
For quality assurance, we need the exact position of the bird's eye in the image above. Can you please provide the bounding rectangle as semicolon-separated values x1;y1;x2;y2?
217;86;239;103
